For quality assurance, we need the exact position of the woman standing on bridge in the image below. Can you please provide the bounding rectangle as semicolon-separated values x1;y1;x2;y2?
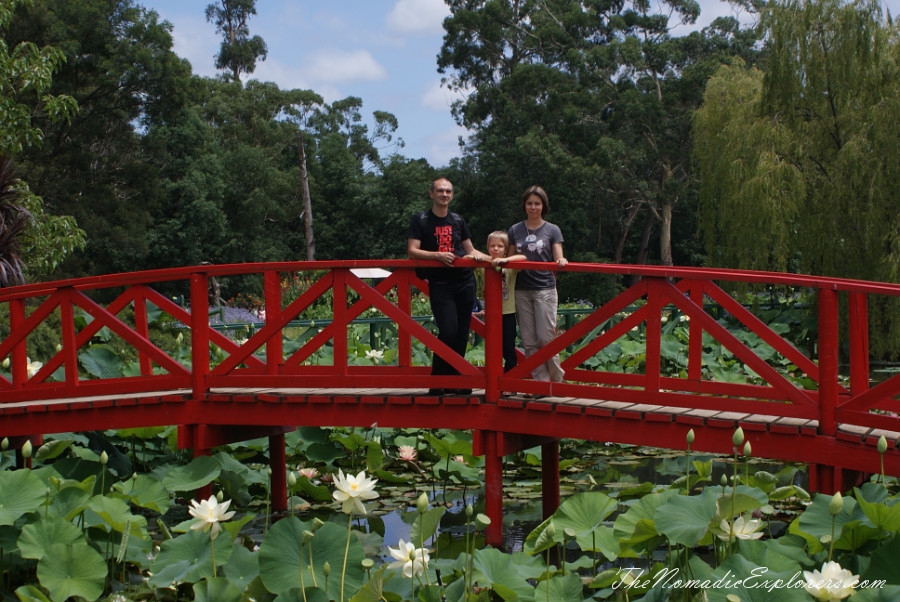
507;185;567;386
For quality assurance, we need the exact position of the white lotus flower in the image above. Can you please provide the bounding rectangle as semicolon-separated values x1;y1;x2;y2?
26;359;42;378
803;561;858;600
365;349;384;362
387;538;430;578
188;495;235;539
717;515;764;541
332;469;379;515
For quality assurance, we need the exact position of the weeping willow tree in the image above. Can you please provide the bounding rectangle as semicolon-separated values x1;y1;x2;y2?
693;0;900;357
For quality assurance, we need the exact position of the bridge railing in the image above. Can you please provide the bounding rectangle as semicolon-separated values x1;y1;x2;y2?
1;260;899;436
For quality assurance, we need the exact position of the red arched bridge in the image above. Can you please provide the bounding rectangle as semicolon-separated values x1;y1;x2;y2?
2;260;899;546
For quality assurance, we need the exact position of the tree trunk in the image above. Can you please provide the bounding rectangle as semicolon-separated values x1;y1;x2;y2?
298;131;315;261
660;200;673;267
613;202;642;264
636;214;654;265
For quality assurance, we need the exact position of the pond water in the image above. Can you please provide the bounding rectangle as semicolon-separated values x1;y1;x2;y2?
248;447;807;557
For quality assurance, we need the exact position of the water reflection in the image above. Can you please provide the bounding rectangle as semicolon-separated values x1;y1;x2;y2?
265;447;805;558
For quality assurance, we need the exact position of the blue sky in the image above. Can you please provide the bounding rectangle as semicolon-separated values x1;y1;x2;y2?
144;0;464;167
142;0;899;167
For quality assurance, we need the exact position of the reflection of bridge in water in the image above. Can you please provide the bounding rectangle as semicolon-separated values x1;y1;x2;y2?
2;260;898;546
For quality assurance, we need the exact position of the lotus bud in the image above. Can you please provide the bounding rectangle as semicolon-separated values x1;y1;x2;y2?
732;427;745;447
720;473;728;486
545;522;556;539
416;492;429;514
877;435;888;454
743;441;751;457
309;320;315;328
21;439;32;459
1;437;8;451
466;503;474;519
288;472;297;487
686;428;695;445
175;332;183;344
322;561;331;577
1;357;9;369
216;490;224;502
55;343;62;352
829;491;844;516
100;451;109;465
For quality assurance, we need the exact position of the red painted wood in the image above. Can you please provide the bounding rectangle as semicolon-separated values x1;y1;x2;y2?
541;441;560;520
3;261;900;540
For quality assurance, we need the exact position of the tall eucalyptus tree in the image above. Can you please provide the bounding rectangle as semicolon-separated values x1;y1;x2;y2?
438;0;759;274
205;0;268;82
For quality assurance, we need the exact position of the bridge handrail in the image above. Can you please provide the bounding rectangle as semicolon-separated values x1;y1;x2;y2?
1;260;899;441
3;259;900;299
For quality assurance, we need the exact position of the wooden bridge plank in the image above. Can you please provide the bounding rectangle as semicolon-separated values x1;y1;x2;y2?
836;424;871;443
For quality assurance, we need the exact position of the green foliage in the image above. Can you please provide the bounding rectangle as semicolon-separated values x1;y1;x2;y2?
694;0;900;358
1;419;899;600
205;0;267;82
0;0;83;281
438;0;760;275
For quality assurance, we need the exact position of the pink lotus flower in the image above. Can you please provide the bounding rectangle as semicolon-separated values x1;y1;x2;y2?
398;445;418;462
298;467;318;480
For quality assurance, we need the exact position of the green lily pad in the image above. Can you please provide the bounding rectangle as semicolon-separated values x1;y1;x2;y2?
112;473;172;514
192;575;243;602
36;542;107;602
258;515;365;596
148;528;234;587
18;516;85;560
655;487;719;547
162;455;221;492
0;470;47;526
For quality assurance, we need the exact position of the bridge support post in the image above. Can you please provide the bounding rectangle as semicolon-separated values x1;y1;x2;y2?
813;288;840;494
270;434;287;512
541;440;560;520
483;431;504;548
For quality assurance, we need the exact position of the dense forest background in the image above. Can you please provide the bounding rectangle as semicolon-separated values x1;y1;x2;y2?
4;0;900;316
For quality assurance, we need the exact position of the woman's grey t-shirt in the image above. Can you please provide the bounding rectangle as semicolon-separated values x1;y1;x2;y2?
508;221;563;290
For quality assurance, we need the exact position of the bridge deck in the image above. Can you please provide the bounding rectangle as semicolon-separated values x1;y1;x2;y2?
3;388;896;469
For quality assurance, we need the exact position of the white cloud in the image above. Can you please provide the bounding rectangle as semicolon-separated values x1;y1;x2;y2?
386;0;450;35
421;79;468;112
424;124;468;166
164;14;220;78
307;50;389;84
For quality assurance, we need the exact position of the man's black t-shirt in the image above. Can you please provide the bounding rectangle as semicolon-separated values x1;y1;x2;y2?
407;210;473;283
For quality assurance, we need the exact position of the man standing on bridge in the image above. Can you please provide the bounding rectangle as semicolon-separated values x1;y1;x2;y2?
407;177;488;395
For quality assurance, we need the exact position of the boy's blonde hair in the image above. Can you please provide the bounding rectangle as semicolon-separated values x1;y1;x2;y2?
487;230;510;253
